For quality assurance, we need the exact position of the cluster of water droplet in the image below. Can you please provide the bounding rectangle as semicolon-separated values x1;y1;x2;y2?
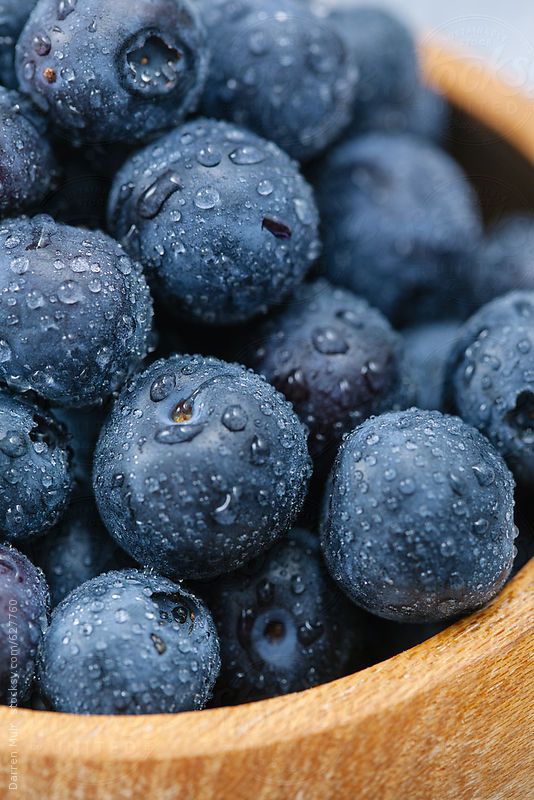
245;279;412;473
197;0;358;161
38;569;220;714
207;527;364;704
446;291;534;485
0;544;49;704
15;0;209;143
108;118;320;324
313;132;482;326
321;408;517;623
0;389;71;542
94;354;312;580
0;215;153;407
0;86;57;216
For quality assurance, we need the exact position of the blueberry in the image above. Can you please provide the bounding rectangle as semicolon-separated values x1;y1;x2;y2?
24;498;135;608
0;543;49;705
243;280;412;473
108;119;320;325
0;1;36;88
0;86;57;216
312;132;482;326
16;0;208;145
206;528;364;705
445;291;534;485
321;409;516;623
0;389;71;542
403;320;460;411
196;0;357;161
38;569;220;714
0;215;153;408
94;355;311;580
330;6;418;133
471;214;534;308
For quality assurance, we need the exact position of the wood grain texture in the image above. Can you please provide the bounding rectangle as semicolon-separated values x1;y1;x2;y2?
1;42;534;800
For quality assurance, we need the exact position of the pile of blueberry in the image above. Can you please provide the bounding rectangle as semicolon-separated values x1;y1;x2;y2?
0;0;532;717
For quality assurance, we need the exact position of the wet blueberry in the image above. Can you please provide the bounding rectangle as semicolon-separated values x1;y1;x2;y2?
312;132;482;326
243;280;412;473
94;355;312;580
0;544;49;705
321;409;517;623
0;86;57;217
0;215;153;408
16;0;208;144
38;569;220;714
206;528;365;705
0;389;71;542
108;119;320;325
196;0;358;161
330;6;418;133
445;291;534;485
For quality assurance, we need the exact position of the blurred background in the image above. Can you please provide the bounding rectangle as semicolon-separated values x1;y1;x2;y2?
334;0;534;98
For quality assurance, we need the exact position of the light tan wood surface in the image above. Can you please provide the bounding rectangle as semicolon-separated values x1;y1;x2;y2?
1;42;533;800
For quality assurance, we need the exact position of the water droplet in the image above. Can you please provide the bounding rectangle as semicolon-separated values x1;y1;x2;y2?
196;146;222;167
0;341;12;363
33;33;52;56
194;187;220;210
257;180;274;197
137;171;182;219
156;424;204;445
57;0;77;21
229;146;266;165
150;373;176;402
222;405;248;432
312;326;349;355
251;435;270;465
58;280;82;304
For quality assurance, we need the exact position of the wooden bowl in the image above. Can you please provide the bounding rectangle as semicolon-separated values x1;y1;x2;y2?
2;43;534;800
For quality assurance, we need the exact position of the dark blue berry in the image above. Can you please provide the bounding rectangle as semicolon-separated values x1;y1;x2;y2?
206;528;364;705
321;409;517;623
38;569;220;714
0;543;49;704
403;320;460;411
16;0;208;145
0;390;71;542
94;355;312;580
0;215;153;408
108;119;320;325
330;6;418;133
312;132;482;326
0;1;36;88
0;86;57;216
243;280;412;472
196;0;358;161
24;498;135;608
445;291;534;485
471;214;534;308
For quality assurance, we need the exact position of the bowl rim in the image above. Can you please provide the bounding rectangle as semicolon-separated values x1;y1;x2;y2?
2;40;534;765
